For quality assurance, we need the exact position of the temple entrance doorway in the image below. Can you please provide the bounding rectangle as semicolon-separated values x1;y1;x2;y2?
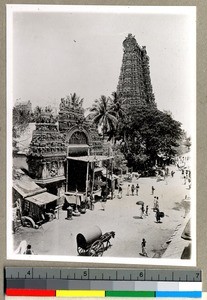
67;159;87;193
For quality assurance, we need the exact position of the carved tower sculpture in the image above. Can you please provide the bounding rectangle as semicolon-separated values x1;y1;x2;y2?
27;109;66;196
117;33;156;108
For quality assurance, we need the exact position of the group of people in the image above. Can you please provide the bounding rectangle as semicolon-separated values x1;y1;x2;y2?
126;183;140;196
182;169;191;189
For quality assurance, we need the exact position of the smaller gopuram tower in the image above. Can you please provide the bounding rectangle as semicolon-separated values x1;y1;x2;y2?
27;109;66;196
58;96;103;155
117;33;156;108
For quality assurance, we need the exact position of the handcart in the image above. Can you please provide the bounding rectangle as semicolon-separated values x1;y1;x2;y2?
76;226;115;256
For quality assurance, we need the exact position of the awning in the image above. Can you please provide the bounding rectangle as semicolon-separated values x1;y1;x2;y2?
67;155;113;163
94;167;104;173
102;169;119;180
25;192;59;206
68;144;89;148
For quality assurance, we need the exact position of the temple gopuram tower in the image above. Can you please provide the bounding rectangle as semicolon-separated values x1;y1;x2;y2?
117;33;156;107
27;109;66;197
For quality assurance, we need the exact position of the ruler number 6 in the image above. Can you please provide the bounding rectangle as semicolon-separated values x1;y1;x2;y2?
139;272;144;278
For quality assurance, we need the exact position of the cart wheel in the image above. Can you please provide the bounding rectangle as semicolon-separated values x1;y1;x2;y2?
77;247;85;256
21;216;36;228
90;241;104;257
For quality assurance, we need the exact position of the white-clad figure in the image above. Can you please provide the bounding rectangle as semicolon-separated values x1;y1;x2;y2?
14;240;27;254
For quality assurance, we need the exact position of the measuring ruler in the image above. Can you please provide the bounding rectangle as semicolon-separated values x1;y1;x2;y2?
5;267;202;297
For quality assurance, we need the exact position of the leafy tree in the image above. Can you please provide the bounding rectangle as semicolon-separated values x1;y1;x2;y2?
184;136;191;151
32;106;43;122
13;103;32;137
116;104;182;170
89;95;118;140
13;101;33;151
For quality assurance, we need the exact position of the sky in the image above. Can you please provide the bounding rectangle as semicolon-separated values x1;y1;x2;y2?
10;6;196;135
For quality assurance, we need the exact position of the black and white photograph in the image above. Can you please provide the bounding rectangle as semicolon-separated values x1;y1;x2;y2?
7;5;196;265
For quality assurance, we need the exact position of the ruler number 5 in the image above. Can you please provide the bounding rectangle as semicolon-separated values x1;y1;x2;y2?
83;271;88;277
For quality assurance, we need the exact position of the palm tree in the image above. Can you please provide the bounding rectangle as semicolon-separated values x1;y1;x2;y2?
107;92;126;143
66;93;84;110
89;95;118;140
110;92;125;119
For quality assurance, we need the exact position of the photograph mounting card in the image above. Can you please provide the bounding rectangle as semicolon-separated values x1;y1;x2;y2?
7;5;196;265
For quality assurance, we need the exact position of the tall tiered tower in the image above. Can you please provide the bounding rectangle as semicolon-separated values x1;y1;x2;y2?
117;34;156;107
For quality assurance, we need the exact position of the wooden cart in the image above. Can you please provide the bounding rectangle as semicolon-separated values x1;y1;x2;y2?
76;226;115;256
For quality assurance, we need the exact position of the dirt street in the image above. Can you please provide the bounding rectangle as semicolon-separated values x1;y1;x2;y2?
13;165;191;259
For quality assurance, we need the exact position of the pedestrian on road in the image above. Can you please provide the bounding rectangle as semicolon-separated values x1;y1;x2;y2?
141;204;145;216
184;176;186;185
153;196;157;211
145;205;149;216
171;170;175;177
24;244;34;255
135;183;140;196
156;197;159;210
126;184;130;196
141;238;148;257
155;209;161;223
101;197;107;211
151;186;155;195
131;184;135;196
188;178;191;190
118;185;122;198
90;194;94;210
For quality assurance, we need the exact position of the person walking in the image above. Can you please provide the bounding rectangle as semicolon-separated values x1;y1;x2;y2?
141;204;145;217
101;196;107;211
151;186;155;195
135;183;140;196
131;184;135;196
145;205;149;216
141;238;148;257
24;244;34;255
118;185;122;199
126;184;130;196
153;196;157;211
155;209;161;223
